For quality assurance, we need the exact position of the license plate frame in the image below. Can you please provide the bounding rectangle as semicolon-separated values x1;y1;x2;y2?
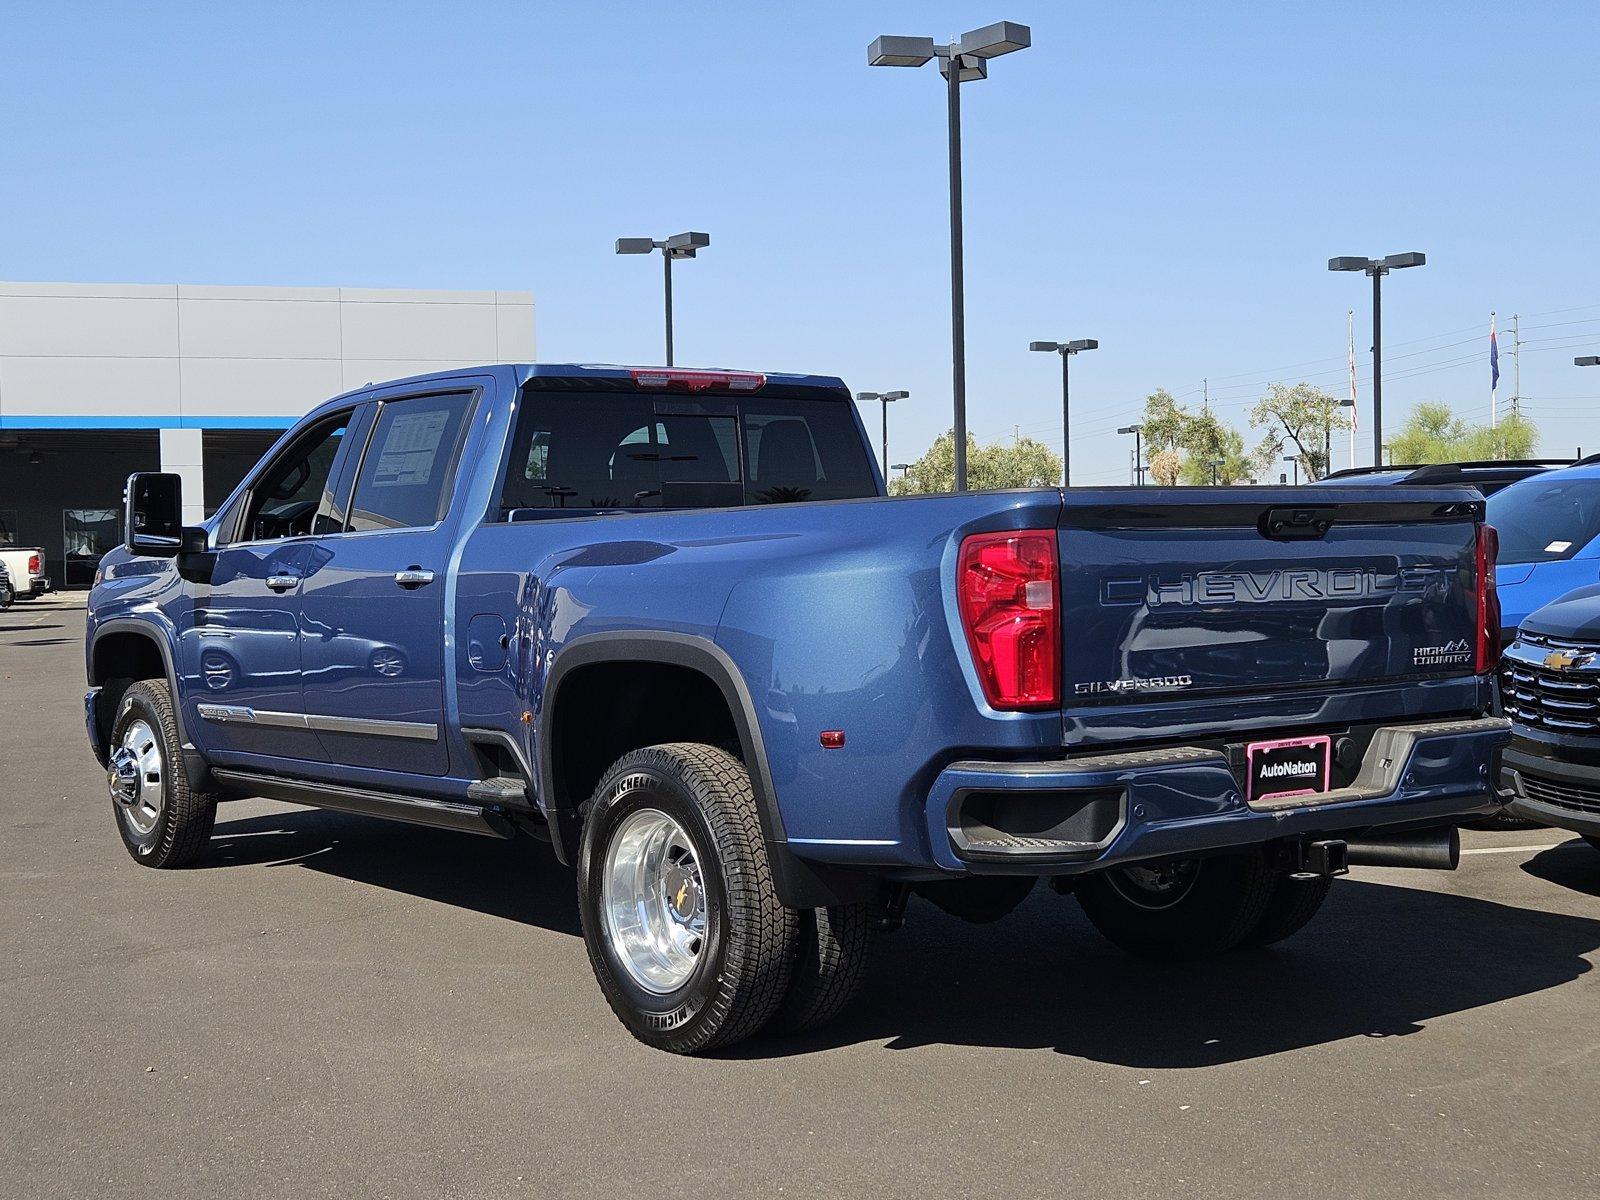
1245;734;1333;805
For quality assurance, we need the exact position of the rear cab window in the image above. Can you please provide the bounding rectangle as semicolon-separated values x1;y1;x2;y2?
500;386;876;516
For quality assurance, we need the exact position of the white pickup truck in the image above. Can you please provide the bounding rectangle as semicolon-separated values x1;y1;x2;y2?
0;538;50;602
0;512;49;599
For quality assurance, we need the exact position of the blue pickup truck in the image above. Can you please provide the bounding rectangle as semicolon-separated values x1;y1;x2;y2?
86;363;1510;1053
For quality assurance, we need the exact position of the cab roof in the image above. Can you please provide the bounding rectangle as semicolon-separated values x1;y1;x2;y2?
322;363;851;409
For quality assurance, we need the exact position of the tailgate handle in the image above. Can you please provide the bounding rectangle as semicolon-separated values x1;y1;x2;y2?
1260;506;1335;541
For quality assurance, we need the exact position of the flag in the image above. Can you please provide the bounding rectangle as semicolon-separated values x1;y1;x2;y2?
1347;310;1358;430
1490;313;1500;393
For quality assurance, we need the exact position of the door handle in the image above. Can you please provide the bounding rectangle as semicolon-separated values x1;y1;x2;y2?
265;574;299;593
394;568;435;589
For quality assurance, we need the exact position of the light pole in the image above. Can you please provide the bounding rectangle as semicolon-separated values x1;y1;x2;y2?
870;21;1032;491
1209;458;1226;485
857;390;910;476
1117;424;1144;485
1329;252;1425;467
1029;338;1098;486
1284;454;1299;486
615;231;710;365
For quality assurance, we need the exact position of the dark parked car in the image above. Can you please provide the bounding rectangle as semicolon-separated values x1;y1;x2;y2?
1315;458;1576;497
1501;583;1600;849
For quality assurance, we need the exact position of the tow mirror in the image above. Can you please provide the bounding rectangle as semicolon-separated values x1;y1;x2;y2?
123;472;184;557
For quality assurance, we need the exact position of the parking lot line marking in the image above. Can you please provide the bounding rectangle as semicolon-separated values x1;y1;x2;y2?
1461;842;1576;856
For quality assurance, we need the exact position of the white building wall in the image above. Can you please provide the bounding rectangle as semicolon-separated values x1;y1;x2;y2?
0;281;537;427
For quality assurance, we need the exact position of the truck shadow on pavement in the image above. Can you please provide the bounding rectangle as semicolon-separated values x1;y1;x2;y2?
207;808;582;936
1521;841;1600;899
749;853;1600;1065
203;809;1600;1065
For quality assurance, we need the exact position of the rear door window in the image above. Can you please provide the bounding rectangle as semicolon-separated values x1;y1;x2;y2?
347;393;473;532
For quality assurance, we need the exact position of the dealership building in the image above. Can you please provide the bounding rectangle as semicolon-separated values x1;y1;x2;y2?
0;281;535;587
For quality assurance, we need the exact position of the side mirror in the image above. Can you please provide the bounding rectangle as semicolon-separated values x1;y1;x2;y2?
123;472;184;557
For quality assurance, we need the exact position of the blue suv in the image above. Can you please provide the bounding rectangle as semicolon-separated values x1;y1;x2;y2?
1486;462;1600;643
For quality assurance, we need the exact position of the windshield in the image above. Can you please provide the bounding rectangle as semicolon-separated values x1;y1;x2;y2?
1487;475;1600;564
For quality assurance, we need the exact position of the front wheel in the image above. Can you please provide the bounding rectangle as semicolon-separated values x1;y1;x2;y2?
109;679;217;867
0;578;13;608
1075;851;1278;959
577;743;798;1054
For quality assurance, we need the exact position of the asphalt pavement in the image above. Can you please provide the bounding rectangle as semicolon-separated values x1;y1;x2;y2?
4;593;1599;1198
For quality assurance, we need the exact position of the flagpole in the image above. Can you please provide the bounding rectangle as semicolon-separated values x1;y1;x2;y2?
1490;311;1498;430
1347;309;1358;469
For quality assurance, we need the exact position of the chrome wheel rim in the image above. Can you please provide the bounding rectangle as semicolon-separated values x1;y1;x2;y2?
1106;858;1201;911
110;718;164;838
601;808;708;994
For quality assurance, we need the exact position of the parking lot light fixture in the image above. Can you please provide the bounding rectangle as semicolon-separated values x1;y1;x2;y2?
1329;251;1426;467
870;21;1032;491
1576;356;1600;367
857;390;911;477
615;232;710;366
1030;338;1098;486
1117;423;1144;485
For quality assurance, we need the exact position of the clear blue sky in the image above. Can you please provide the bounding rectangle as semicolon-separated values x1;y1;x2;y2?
3;1;1597;481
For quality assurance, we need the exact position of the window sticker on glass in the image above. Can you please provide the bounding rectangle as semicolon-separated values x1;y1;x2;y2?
1546;540;1573;554
370;409;450;486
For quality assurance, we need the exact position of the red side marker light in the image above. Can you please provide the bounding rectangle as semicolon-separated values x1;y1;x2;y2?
820;730;846;749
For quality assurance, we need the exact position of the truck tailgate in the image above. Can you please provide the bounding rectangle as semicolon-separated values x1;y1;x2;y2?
1058;487;1485;744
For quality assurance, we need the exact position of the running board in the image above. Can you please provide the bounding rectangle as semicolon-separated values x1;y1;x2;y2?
211;769;515;839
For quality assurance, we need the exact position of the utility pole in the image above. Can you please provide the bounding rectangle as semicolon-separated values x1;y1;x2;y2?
1513;313;1522;418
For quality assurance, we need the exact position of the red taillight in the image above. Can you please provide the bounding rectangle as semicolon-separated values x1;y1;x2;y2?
1475;523;1501;674
629;368;765;393
957;530;1060;710
27;553;40;574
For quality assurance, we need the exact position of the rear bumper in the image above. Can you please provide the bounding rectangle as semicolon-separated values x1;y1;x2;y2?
1503;745;1600;837
25;573;50;597
922;716;1510;874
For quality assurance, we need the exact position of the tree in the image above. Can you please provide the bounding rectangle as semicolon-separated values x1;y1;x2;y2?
1249;383;1342;481
1148;447;1183;486
1388;401;1467;464
890;430;1064;495
1465;412;1538;461
1136;389;1254;484
1388;402;1539;464
1141;389;1188;455
1177;412;1254;484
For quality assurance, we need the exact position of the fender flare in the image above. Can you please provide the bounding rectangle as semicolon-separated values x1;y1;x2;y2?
539;631;871;909
89;616;212;788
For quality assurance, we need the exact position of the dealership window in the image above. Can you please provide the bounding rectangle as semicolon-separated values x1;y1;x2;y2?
0;510;16;547
63;508;119;588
